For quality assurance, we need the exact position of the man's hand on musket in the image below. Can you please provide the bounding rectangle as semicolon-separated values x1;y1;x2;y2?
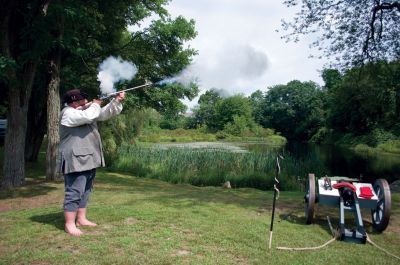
93;98;103;106
116;91;125;102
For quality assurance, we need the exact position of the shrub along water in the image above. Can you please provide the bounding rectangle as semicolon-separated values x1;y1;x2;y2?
111;144;327;191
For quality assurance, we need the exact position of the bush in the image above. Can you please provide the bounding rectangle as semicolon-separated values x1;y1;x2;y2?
366;128;397;146
310;127;332;143
253;127;275;138
102;137;118;166
353;144;376;157
215;131;230;140
265;135;287;146
100;108;161;163
377;140;400;154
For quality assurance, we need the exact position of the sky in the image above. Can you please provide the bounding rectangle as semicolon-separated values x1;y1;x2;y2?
148;0;328;109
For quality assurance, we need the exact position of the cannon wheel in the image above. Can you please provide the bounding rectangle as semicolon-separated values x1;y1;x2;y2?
304;173;316;224
371;179;391;232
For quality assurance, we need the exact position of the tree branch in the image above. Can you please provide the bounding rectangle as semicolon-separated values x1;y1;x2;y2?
363;1;399;59
374;1;400;11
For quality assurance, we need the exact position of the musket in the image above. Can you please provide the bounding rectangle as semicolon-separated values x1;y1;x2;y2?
98;82;153;100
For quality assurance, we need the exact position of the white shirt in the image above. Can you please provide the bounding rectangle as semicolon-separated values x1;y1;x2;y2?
61;99;123;127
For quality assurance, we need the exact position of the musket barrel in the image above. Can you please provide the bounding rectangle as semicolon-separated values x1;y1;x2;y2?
98;82;153;100
119;83;152;93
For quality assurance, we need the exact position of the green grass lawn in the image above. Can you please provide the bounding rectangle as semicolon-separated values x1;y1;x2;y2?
0;168;399;265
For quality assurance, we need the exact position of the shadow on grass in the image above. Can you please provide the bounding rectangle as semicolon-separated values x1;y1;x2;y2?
30;211;64;231
0;182;58;200
278;206;383;240
0;146;52;199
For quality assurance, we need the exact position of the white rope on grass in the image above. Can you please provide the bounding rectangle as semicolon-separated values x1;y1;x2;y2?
276;216;339;251
276;236;337;251
366;233;400;261
276;229;400;261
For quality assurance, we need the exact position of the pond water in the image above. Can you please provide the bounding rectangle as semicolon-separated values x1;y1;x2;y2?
244;141;400;183
282;141;400;184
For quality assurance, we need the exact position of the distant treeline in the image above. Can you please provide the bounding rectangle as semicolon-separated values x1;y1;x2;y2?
179;60;400;148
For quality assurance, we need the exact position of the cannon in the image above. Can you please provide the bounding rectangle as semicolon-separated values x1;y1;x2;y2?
304;174;391;243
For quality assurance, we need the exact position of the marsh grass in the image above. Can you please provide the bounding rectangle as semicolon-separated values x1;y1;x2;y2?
111;144;328;191
1;168;399;265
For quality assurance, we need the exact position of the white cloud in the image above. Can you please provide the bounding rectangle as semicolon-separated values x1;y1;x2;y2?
166;0;328;109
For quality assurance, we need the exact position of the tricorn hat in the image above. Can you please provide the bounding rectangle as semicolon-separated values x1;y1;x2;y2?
62;89;89;104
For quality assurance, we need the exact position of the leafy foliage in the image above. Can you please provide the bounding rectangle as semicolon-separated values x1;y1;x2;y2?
214;95;253;131
191;92;266;138
327;61;400;136
259;80;325;140
1;0;200;188
191;89;222;130
281;0;400;69
249;90;264;125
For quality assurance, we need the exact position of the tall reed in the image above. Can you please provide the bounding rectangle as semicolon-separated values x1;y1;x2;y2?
111;144;328;191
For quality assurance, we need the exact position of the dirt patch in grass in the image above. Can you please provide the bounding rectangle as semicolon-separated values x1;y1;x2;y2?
124;217;139;225
171;248;192;257
0;192;63;212
235;255;250;265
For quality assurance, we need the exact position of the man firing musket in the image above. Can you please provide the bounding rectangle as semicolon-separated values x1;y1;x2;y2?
58;80;156;236
58;86;129;236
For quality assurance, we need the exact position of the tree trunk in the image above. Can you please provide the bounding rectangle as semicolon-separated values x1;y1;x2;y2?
46;15;63;181
2;97;26;188
0;0;51;190
2;62;37;189
46;59;62;181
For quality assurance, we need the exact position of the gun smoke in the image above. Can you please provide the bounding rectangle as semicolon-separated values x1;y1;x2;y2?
97;56;138;95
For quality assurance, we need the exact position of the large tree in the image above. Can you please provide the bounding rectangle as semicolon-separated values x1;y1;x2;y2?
41;0;181;181
0;0;52;189
1;0;198;188
260;80;325;140
249;90;265;125
215;95;253;131
281;0;400;69
192;89;223;130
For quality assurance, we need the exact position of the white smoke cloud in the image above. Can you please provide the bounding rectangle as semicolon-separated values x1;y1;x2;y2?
167;0;328;110
157;67;198;86
187;43;269;92
97;56;138;94
197;44;268;91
